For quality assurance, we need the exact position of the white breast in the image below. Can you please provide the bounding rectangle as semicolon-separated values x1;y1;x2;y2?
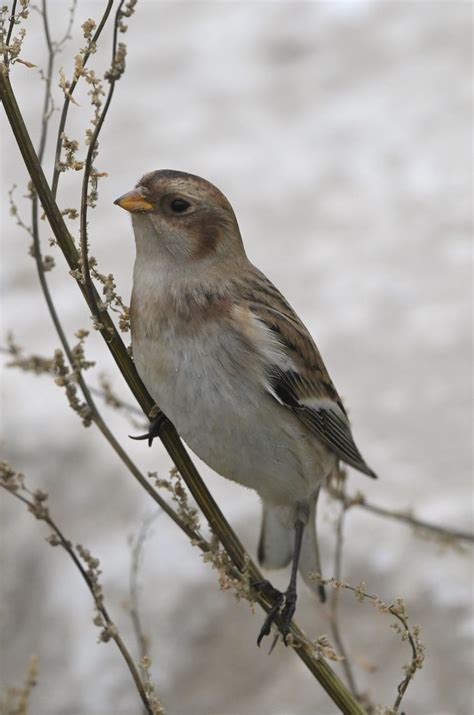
131;261;335;507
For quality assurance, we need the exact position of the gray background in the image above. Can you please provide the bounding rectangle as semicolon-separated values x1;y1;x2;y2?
1;1;472;714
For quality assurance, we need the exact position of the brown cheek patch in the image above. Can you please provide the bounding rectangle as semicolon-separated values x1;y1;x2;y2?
191;218;220;260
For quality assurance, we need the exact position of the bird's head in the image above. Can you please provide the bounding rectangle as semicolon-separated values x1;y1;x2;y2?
115;169;245;264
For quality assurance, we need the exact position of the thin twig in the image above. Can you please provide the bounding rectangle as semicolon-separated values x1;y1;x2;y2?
391;616;423;712
329;477;359;698
4;0;18;53
129;511;161;664
317;575;425;714
0;467;157;715
55;0;77;51
51;0;114;198
79;0;125;311
0;344;145;418
357;499;473;544
327;485;474;545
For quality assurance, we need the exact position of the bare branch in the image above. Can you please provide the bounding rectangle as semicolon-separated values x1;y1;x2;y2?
128;511;161;664
36;0;54;164
79;0;127;312
5;0;19;50
1;343;144;419
0;655;38;715
8;183;33;235
51;0;114;198
327;484;473;546
0;460;163;715
55;0;77;51
314;574;425;714
2;0;31;67
329;473;360;699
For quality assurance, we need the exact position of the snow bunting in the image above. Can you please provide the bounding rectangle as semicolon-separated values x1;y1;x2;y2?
115;169;377;644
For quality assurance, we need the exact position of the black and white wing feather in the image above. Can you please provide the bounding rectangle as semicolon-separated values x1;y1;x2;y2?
234;267;377;479
265;364;377;478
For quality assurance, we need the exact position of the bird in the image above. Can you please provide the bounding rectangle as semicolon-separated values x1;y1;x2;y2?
114;169;377;645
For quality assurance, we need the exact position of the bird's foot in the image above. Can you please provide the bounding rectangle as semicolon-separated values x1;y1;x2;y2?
129;412;170;447
252;580;297;647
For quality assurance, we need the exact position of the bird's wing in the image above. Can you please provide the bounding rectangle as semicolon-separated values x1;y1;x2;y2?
233;269;377;479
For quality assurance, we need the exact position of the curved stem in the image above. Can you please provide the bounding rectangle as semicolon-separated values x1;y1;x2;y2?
79;0;125;312
0;483;155;715
4;0;18;63
327;484;474;544
329;481;359;697
50;0;114;199
357;499;473;543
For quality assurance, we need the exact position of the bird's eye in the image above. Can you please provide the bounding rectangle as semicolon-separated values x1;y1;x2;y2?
170;198;191;214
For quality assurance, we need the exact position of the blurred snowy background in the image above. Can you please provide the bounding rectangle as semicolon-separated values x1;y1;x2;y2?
1;1;472;714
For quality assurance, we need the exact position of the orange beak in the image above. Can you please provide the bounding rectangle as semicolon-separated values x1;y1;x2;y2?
114;188;154;213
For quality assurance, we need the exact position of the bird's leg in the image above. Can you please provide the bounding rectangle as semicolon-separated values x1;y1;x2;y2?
129;410;171;447
253;519;305;647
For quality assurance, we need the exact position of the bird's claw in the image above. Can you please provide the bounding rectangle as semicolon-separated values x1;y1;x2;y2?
129;412;170;447
251;579;281;601
252;581;297;647
257;597;284;646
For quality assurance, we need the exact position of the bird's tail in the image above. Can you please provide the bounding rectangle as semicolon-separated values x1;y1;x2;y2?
257;494;325;601
257;505;293;569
